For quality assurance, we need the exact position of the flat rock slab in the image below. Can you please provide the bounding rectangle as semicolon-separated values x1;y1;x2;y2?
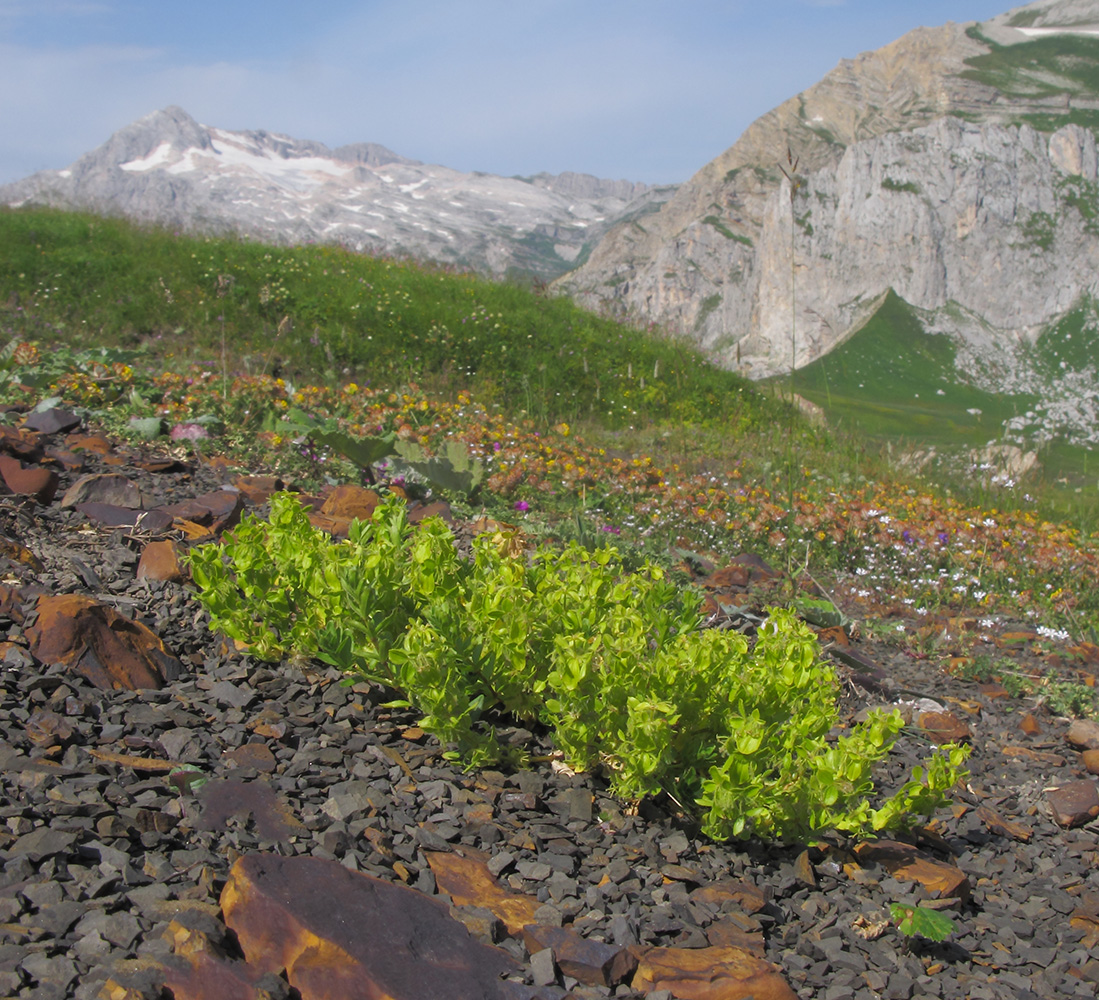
521;924;637;987
427;849;542;937
61;472;150;509
1047;780;1099;828
853;840;969;900
630;944;797;1000
1066;718;1099;751
221;853;520;1000
158;490;244;534
21;407;81;435
137;539;187;583
0;454;59;504
25;592;183;690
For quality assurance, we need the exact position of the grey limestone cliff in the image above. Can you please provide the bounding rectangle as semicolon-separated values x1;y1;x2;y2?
555;0;1099;381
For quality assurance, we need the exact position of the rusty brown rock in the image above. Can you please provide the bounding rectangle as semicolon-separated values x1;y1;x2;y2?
25;593;182;690
427;849;542;937
705;918;767;958
0;454;59;504
75;503;174;533
408;499;455;524
976;805;1033;843
521;924;637;987
320;484;381;521
1082;749;1099;776
234;475;284;505
917;710;971;743
689;880;770;915
220;853;519;1000
222;743;277;773
137;540;186;583
1066;718;1099;751
1047;780;1099;828
64;433;114;455
193;779;304;842
61;472;147;509
158;490;244;534
630;945;797;1000
0;425;44;462
853;840;969;900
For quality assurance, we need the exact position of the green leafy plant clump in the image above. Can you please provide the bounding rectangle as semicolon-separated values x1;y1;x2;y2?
187;493;969;843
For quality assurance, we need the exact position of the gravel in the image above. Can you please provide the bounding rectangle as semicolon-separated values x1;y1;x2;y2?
0;429;1096;999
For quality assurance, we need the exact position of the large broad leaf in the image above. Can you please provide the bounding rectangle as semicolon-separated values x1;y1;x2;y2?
282;407;397;471
889;903;955;942
394;438;484;499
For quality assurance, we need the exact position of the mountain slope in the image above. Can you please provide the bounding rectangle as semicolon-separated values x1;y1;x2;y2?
554;0;1099;382
0;106;671;281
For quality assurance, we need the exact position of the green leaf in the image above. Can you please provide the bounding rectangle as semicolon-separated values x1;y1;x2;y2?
889;903;956;942
128;416;166;439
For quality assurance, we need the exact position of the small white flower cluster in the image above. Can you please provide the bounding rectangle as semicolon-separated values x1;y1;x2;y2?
1036;625;1071;642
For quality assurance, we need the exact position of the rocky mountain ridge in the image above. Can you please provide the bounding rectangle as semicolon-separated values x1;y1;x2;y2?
555;0;1099;408
0;106;668;281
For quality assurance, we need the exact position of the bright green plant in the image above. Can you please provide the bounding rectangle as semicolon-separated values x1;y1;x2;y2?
890;902;956;944
186;493;969;842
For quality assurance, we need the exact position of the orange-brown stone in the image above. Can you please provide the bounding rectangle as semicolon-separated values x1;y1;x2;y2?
137;540;186;583
630;945;797;1000
0;425;43;462
521;924;637;987
220;853;519;1000
917;710;971;743
0;454;59;504
426;849;542;936
158;490;244;534
853;840;969;900
1082;749;1099;776
320;484;381;521
1047;780;1099;828
976;805;1033;843
233;475;284;505
25;593;182;690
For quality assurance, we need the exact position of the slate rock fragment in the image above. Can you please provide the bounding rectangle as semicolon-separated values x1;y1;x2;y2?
0;454;59;504
26;593;183;690
630;944;797;1000
220;853;520;1000
1046;780;1099;828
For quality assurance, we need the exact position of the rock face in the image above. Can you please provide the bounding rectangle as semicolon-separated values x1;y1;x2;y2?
555;0;1099;380
0;105;670;281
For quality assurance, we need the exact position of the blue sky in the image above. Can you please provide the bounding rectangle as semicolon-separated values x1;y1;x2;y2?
0;0;1018;186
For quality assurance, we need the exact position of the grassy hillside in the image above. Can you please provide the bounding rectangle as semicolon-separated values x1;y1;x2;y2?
0;207;767;434
1;206;1097;643
962;29;1099;132
786;290;1099;494
789;291;1032;447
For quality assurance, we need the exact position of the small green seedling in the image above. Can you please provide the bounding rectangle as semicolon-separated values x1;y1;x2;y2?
889;902;955;945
